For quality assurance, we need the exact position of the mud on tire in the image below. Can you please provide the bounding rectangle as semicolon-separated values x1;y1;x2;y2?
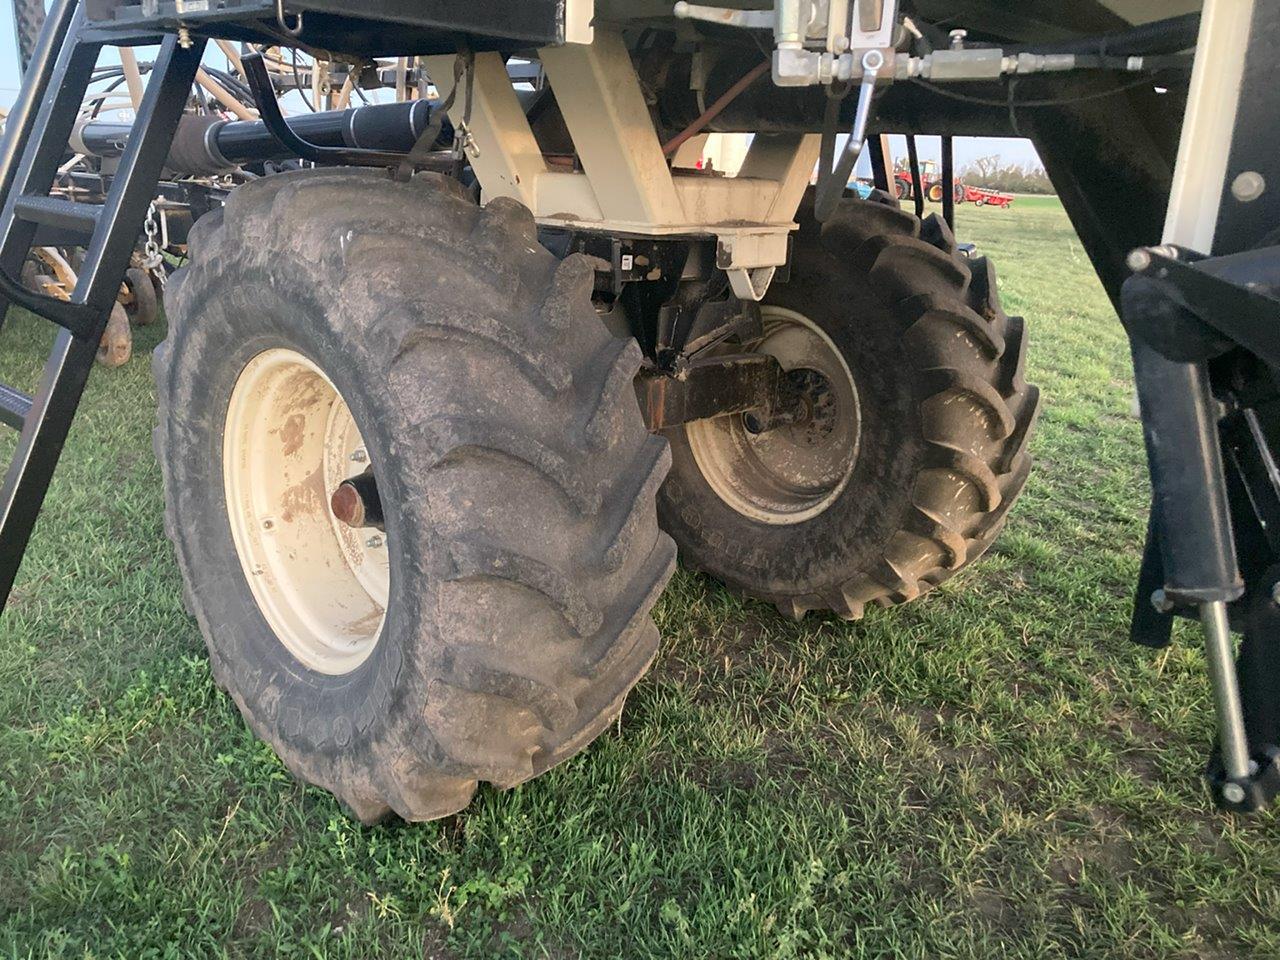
659;197;1040;620
155;168;675;822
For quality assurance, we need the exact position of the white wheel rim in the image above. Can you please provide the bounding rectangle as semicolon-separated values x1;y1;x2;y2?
223;348;390;675
685;306;860;525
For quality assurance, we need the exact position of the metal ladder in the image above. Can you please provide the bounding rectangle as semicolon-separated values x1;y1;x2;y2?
0;0;204;609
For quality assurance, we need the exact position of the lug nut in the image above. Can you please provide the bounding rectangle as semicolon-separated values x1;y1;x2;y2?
366;535;384;549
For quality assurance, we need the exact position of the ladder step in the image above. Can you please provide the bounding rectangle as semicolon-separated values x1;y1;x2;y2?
13;195;102;237
0;383;33;431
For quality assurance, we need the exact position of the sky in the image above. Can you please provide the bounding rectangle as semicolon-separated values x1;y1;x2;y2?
1;12;20;103
0;8;1043;171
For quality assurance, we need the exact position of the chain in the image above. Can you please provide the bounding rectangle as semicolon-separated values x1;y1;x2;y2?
142;201;166;287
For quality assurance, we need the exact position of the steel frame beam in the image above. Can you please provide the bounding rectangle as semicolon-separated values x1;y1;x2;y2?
425;30;820;301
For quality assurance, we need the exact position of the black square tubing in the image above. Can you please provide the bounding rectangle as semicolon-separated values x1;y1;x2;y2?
0;0;100;338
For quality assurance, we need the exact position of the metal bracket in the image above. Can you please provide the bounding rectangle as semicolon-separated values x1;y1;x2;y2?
716;229;790;303
672;2;773;30
243;53;413;168
635;353;785;431
1127;243;1280;368
726;266;775;302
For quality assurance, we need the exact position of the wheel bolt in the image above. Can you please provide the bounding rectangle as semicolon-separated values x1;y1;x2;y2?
366;535;384;549
350;449;368;463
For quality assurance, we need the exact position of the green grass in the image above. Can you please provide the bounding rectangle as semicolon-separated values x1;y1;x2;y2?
1004;194;1061;210
2;198;1279;959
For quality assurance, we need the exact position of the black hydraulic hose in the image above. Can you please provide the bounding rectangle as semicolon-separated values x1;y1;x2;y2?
1018;13;1200;57
203;66;255;106
291;48;317;112
1069;53;1191;72
88;76;129;119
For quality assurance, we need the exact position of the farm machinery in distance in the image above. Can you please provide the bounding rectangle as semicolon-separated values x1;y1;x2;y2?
893;158;1014;208
962;184;1014;208
4;15;446;367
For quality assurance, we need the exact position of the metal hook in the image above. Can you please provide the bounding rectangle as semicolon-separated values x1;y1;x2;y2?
276;0;303;37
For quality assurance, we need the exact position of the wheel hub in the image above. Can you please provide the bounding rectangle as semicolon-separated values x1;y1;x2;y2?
685;306;861;525
330;467;384;530
743;367;837;438
223;348;390;675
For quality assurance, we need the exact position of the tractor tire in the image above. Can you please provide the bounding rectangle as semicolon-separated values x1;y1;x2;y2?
13;0;45;71
155;168;676;823
20;258;40;293
123;266;158;326
96;302;132;368
894;176;914;201
658;197;1040;620
926;182;944;203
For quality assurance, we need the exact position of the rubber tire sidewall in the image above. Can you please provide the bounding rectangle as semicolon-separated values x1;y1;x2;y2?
658;235;927;598
159;264;433;771
126;267;158;325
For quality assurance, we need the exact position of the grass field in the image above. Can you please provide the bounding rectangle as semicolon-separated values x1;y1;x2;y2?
2;197;1278;959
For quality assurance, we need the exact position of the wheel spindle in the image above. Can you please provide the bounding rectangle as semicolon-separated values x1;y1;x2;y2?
331;467;384;530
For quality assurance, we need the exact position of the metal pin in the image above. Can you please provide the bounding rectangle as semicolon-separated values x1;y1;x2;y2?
1200;600;1251;783
1231;170;1265;203
1126;248;1152;273
1151;588;1174;614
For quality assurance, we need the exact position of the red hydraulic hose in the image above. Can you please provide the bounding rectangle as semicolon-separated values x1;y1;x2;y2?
661;60;771;157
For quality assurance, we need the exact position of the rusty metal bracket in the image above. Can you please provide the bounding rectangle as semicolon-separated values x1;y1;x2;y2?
635;352;787;431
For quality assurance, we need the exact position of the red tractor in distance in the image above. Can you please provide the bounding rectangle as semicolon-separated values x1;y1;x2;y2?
893;159;965;204
894;161;1015;209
